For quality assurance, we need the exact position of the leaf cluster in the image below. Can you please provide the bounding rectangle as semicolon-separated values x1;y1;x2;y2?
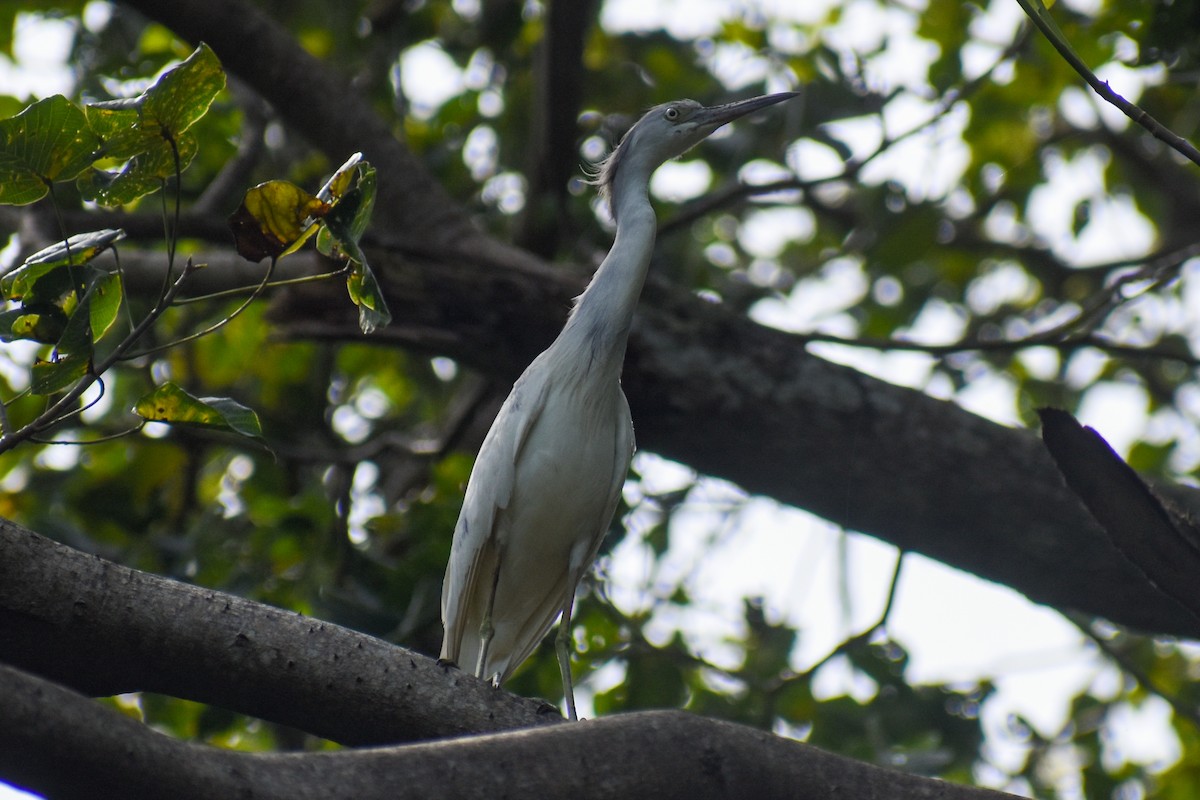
6;1;1200;798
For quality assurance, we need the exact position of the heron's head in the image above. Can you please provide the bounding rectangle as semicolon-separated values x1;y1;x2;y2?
592;91;797;211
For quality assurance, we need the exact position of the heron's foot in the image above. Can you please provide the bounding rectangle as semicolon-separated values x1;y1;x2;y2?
435;658;460;673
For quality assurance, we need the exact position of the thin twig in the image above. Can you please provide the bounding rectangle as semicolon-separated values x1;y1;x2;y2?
767;551;906;695
0;258;200;455
1014;0;1200;167
121;257;277;359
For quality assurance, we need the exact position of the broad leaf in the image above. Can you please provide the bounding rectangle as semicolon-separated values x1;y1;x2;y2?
346;259;392;335
1;229;126;302
79;132;199;206
313;161;390;334
49;270;125;361
31;354;89;395
134;382;263;440
142;42;226;138
88;271;123;343
0;306;66;344
228;180;329;262
80;43;225;206
0;95;98;205
316;162;376;259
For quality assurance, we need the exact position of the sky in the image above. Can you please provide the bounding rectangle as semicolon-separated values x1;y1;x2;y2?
0;1;1189;798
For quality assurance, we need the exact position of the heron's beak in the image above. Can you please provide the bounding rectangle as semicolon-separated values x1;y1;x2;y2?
695;92;798;132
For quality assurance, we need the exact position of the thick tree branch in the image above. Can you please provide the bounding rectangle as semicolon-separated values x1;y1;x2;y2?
0;519;558;745
0;661;1020;800
108;0;1200;642
277;245;1200;640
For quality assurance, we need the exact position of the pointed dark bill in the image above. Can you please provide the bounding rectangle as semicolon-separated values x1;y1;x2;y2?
693;91;798;131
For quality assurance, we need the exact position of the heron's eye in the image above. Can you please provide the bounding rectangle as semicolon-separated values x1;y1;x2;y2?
664;106;680;121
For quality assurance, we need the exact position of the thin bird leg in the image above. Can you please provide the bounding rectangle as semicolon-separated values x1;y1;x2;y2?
475;551;504;685
555;588;579;720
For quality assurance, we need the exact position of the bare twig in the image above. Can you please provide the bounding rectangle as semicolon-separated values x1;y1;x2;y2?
1014;0;1200;167
768;552;906;695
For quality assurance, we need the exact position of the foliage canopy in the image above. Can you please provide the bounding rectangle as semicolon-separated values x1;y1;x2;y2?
6;0;1200;798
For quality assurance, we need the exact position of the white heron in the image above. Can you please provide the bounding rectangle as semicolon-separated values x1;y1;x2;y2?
440;92;797;719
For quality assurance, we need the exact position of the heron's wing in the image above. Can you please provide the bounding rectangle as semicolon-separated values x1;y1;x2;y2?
600;389;636;554
494;389;636;681
439;368;551;665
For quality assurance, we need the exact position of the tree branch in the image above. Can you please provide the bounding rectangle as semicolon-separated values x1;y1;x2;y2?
106;0;1200;642
0;660;1022;800
0;519;558;745
1015;0;1200;167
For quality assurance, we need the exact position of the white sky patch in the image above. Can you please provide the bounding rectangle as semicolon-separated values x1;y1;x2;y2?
861;98;971;200
750;256;868;333
397;41;464;119
348;461;385;545
1075;381;1149;457
706;41;771;90
737;206;815;257
1058;85;1100;130
757;0;843;25
1015;346;1061;382
787;138;846;181
966;262;1038;316
0;340;38;392
962;0;1025;81
893;553;1094;730
902;297;969;344
0;13;75;99
600;0;727;37
820;115;885;166
954;368;1021;427
1102;698;1182;771
481;171;526;214
463;124;498;181
650;159;712;203
1027;147;1156;266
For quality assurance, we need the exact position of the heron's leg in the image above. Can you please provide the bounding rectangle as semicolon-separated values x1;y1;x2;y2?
475;550;504;683
555;588;579;720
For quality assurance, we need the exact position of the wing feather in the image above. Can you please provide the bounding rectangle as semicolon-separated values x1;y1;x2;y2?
439;367;550;667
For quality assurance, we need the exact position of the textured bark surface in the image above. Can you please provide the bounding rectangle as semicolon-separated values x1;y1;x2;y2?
0;520;557;745
0;661;1021;800
102;0;1200;638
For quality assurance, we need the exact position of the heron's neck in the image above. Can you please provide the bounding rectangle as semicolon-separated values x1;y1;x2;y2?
560;176;656;374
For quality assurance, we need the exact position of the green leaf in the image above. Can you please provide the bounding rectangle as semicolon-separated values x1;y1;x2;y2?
0;95;99;205
0;306;66;344
134;382;263;439
79;131;199;206
1;229;126;302
228;179;329;262
31;354;89;395
50;269;125;360
346;260;392;335
317;162;376;258
54;290;94;358
312;160;389;334
80;43;225;206
88;271;124;343
141;42;226;138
